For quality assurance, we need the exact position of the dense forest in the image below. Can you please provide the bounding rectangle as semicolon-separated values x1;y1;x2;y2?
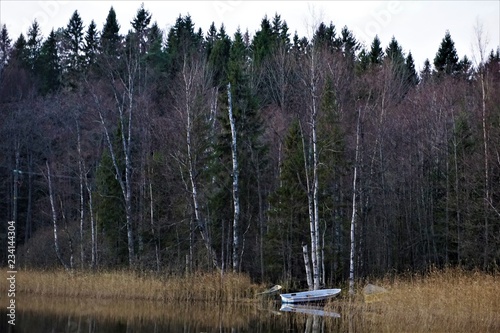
1;5;499;287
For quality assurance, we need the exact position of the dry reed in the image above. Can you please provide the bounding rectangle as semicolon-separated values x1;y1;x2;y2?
1;269;260;303
326;267;500;332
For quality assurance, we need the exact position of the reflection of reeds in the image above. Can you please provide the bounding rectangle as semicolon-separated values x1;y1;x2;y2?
10;294;265;329
2;269;260;302
325;268;500;332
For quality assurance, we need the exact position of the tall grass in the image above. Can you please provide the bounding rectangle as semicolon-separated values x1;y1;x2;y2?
326;267;500;332
3;269;260;302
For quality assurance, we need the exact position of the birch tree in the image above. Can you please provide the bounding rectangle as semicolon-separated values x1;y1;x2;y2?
349;108;361;295
46;160;69;270
227;81;241;272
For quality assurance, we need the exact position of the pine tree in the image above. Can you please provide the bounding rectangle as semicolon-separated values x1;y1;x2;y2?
434;30;460;75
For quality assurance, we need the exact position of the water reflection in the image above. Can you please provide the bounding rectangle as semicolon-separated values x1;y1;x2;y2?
0;295;345;333
279;304;341;318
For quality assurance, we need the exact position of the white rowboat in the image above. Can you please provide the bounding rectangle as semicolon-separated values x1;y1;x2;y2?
280;288;341;304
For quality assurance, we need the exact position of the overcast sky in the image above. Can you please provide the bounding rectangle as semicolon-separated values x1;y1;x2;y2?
1;1;499;70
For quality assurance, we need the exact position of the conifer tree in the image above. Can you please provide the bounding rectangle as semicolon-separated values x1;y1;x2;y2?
26;20;42;71
83;20;99;68
207;24;231;86
267;121;309;282
369;35;384;65
64;10;85;71
130;3;152;55
340;26;359;61
95;148;128;265
421;58;432;82
434;30;460;75
252;16;274;66
36;29;60;94
101;6;121;56
385;36;405;66
165;15;202;77
0;24;11;73
405;51;419;85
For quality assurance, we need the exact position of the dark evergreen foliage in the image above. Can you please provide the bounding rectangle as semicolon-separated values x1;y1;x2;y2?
434;30;460;75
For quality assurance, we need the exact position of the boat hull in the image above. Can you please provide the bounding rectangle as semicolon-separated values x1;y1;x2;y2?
280;288;341;304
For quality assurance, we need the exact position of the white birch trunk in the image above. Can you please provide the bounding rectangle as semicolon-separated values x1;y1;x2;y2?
473;21;490;268
302;243;313;290
46;160;69;270
308;49;321;290
84;172;96;269
149;180;160;271
77;123;85;269
299;122;315;291
349;108;362;295
228;82;241;272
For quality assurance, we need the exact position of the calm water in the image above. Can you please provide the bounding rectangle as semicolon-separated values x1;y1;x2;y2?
0;296;343;333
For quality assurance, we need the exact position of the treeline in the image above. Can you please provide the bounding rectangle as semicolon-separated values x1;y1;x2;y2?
0;5;499;286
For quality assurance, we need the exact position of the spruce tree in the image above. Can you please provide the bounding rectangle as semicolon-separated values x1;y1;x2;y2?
405;51;419;85
101;6;121;56
369;35;384;64
340;26;359;61
267;121;309;282
95;148;128;265
385;36;405;66
0;24;11;72
421;58;432;82
312;22;339;52
83;20;99;68
64;10;85;71
252;15;274;66
26;20;42;71
165;15;202;77
63;10;85;87
434;30;460;75
11;34;28;69
130;3;152;55
208;24;231;86
36;29;61;94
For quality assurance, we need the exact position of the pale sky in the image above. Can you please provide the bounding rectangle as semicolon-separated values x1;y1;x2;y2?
0;1;499;70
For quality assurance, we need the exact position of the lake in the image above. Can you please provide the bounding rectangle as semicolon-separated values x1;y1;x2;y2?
0;295;345;333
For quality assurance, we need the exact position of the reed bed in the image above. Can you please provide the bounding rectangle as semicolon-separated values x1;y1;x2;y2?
326;267;500;332
3;269;260;302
